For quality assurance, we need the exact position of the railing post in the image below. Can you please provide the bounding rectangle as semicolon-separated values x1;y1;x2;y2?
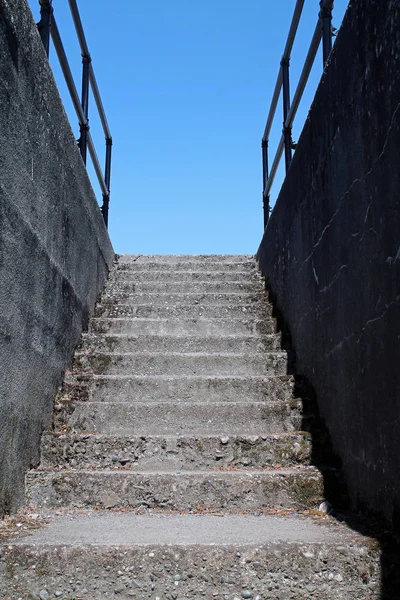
38;0;53;57
101;138;112;227
262;140;270;229
78;54;91;164
101;193;110;228
281;57;292;173
319;0;333;66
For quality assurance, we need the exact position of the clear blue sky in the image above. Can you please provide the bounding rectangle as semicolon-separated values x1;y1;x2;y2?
27;0;348;254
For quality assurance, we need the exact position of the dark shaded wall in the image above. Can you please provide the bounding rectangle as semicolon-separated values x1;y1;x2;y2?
0;0;114;513
257;0;400;528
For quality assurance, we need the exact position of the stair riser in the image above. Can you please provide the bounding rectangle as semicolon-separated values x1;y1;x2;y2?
90;318;276;336
100;291;269;307
2;543;380;600
116;262;257;272
73;353;288;377
80;334;281;354
109;280;265;293
110;271;261;282
94;303;271;320
65;402;302;436
41;433;312;470
67;375;295;404
26;470;324;512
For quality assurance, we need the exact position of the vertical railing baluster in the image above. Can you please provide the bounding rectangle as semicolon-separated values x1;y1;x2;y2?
102;138;112;227
281;57;292;173
79;53;91;164
38;0;53;57
262;140;270;229
320;0;333;66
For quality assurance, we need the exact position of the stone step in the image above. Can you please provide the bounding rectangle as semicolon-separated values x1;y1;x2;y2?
118;253;255;263
40;432;312;470
67;375;294;404
2;514;379;600
72;352;288;377
26;467;324;512
112;270;261;282
94;302;270;320
110;279;265;294
65;400;302;436
80;333;281;354
100;291;269;307
90;317;276;336
116;261;257;272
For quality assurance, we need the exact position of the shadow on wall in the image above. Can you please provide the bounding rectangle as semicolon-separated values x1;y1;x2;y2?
256;0;400;596
270;291;400;600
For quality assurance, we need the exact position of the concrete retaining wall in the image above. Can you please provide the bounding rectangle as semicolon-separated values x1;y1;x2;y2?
257;0;400;528
0;0;114;513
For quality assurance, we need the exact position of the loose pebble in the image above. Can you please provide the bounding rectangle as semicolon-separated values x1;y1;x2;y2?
319;501;333;514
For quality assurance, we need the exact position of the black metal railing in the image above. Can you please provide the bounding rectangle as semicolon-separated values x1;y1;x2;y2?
261;0;335;228
37;0;112;227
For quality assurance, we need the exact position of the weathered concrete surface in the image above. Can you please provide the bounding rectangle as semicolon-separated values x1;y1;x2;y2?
1;514;380;599
76;374;295;403
94;301;270;319
72;351;288;377
101;291;269;306
26;468;324;511
40;432;312;470
257;0;400;529
64;400;302;435
111;278;268;293
117;259;257;272
91;316;276;335
1;254;385;596
110;270;261;282
0;0;114;514
80;332;282;353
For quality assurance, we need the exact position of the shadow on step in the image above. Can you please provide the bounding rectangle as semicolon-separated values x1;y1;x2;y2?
270;297;400;600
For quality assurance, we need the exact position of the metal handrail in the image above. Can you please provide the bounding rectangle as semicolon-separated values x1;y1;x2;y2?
262;0;305;144
37;0;112;227
261;0;335;228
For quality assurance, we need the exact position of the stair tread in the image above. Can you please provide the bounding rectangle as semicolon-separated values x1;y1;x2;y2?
82;333;277;339
91;317;272;323
102;292;265;297
83;374;290;380
75;351;286;358
68;399;293;405
29;466;320;476
10;512;367;546
44;431;309;440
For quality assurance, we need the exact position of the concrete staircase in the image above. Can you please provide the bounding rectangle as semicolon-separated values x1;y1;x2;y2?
1;256;380;599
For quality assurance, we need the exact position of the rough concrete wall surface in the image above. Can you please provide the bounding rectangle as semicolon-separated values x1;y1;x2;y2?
257;0;400;529
0;0;114;513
